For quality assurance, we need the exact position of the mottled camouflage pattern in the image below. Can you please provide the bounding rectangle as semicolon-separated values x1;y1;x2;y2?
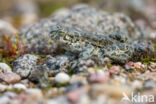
49;26;153;63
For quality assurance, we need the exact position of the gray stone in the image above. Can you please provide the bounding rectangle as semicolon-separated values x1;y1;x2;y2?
13;54;38;78
41;55;73;75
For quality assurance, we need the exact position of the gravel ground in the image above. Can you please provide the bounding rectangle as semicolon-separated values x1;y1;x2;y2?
0;1;156;104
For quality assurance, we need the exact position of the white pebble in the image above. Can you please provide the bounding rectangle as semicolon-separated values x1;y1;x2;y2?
0;63;12;73
13;83;26;90
55;72;70;84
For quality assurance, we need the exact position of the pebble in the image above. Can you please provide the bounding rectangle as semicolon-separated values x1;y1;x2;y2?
133;62;142;69
132;80;142;89
14;93;29;103
134;62;147;72
0;96;10;104
0;72;21;84
3;92;17;98
0;84;8;91
123;65;133;71
13;83;27;90
13;54;38;78
55;72;70;84
42;55;72;75
66;87;89;104
77;94;90;104
144;80;156;89
109;66;120;74
89;70;109;83
125;61;134;66
0;63;12;73
25;88;43;99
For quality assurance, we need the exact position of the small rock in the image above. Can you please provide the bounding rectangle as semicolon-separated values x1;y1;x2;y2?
66;87;89;104
25;88;43;99
134;62;142;69
0;84;8;91
0;72;21;84
14;93;29;103
13;54;38;78
77;94;90;104
0;96;10;104
109;66;120;74
123;65;133;71
89;70;109;83
0;63;12;73
55;72;70;84
13;83;26;90
42;55;72;75
132;80;142;89
3;92;17;98
134;62;147;72
144;80;156;89
125;61;134;66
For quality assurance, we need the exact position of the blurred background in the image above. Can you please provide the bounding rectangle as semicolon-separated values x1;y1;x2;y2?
0;0;156;31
